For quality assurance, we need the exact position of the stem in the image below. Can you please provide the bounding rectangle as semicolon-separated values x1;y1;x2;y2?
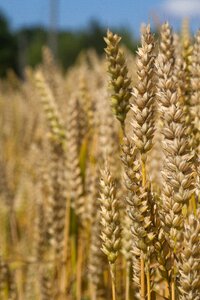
125;262;130;300
119;123;126;145
171;279;175;300
141;160;146;187
9;207;23;300
89;282;96;300
60;197;71;295
147;266;151;300
171;257;176;300
121;122;125;137
109;263;116;300
111;279;116;300
151;291;156;300
140;257;146;300
164;279;170;299
141;160;146;300
76;233;84;300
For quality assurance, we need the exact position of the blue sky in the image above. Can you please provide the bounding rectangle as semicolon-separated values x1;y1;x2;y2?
0;0;200;36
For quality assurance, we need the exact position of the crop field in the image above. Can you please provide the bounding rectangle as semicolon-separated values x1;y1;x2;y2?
0;21;199;300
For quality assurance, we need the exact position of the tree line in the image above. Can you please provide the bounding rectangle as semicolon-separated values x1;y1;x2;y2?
0;12;137;78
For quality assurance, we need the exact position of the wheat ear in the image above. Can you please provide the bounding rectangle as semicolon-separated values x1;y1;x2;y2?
178;211;200;300
156;35;195;297
99;162;120;300
104;30;132;129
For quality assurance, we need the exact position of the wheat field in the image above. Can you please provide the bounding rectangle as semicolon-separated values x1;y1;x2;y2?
0;21;199;300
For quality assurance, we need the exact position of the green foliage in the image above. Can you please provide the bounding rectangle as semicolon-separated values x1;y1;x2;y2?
0;14;137;77
17;28;47;67
0;12;17;77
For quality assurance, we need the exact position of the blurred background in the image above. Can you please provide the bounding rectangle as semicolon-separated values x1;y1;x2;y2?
0;0;200;78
